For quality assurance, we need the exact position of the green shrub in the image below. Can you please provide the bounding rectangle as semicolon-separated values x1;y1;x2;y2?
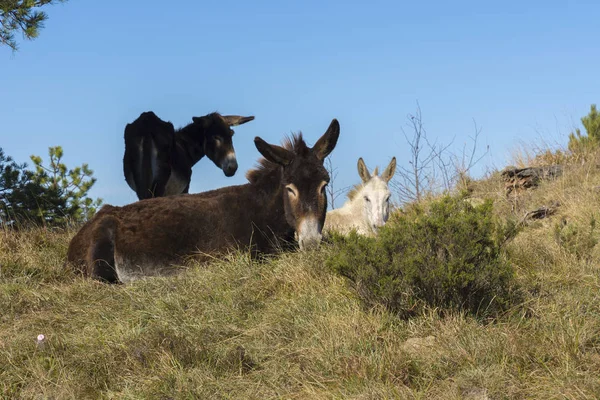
568;104;600;154
326;195;520;319
0;146;102;228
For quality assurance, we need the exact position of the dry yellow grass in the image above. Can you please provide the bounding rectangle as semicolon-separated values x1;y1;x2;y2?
2;146;600;399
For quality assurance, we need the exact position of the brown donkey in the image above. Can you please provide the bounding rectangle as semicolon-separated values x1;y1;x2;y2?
123;111;254;200
67;119;340;283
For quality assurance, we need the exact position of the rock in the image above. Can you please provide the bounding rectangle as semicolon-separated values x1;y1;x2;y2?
501;165;563;194
523;201;561;220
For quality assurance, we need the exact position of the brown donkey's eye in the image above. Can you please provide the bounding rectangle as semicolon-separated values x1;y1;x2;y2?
286;185;297;197
318;181;328;195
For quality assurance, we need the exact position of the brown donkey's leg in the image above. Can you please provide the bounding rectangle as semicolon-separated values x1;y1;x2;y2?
87;215;120;284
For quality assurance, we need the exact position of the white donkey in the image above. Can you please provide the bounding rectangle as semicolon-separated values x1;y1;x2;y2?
324;157;396;236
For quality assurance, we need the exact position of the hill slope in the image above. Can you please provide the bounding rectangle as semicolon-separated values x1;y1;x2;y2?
2;151;600;399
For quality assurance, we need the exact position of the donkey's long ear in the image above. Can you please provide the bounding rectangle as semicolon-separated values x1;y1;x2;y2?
312;118;340;161
254;137;294;166
380;157;397;182
223;115;255;127
357;158;371;182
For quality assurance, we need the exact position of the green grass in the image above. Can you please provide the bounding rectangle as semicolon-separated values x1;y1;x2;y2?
2;149;600;399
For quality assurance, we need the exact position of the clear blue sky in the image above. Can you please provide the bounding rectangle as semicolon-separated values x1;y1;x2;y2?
2;0;599;206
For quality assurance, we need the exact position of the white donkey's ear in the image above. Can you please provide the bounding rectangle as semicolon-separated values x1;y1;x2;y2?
357;158;370;182
381;157;397;182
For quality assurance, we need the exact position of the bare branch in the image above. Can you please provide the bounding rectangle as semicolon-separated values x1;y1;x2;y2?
325;156;347;209
392;103;489;205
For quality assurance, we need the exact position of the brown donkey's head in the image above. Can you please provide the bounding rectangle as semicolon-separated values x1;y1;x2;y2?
254;119;340;250
192;113;255;177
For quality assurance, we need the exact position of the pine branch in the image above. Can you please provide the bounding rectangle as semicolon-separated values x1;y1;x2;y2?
0;0;67;51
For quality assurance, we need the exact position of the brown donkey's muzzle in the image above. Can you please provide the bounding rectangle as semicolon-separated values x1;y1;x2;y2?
221;152;238;177
297;216;323;250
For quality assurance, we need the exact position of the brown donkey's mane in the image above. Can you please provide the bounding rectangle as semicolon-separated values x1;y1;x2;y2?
246;133;307;185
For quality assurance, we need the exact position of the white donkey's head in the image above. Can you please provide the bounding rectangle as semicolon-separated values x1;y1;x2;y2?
355;157;396;234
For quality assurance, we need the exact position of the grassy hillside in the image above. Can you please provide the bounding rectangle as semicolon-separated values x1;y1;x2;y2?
2;149;600;399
